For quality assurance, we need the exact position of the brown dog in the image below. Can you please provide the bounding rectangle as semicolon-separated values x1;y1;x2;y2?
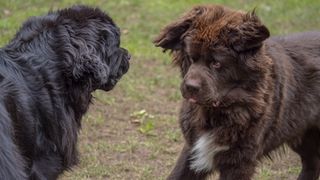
154;5;320;180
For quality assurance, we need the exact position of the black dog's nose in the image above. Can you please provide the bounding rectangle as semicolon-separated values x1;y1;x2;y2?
120;48;131;61
185;79;201;94
127;54;131;61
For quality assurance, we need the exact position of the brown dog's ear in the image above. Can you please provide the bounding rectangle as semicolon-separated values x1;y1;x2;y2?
153;7;202;51
228;11;270;52
153;20;191;50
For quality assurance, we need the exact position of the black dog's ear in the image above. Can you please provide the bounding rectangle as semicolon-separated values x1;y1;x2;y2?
71;52;110;86
58;28;110;87
228;10;270;52
153;7;203;51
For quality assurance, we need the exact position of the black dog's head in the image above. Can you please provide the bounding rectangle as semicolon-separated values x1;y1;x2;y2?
53;5;130;91
11;5;130;92
154;5;271;108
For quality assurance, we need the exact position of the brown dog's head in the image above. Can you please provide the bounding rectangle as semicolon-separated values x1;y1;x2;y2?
154;5;271;108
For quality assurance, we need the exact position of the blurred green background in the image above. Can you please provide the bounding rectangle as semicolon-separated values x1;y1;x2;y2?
0;0;319;179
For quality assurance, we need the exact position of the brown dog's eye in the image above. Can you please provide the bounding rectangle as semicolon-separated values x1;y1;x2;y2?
210;61;221;69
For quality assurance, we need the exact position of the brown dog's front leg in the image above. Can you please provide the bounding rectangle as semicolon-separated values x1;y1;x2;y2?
167;144;209;180
218;161;256;180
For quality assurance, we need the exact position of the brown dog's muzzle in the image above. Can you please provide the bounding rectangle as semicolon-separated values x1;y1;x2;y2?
181;64;206;103
181;78;202;103
181;64;222;106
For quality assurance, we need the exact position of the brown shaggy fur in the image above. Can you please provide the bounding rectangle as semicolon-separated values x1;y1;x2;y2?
154;5;320;180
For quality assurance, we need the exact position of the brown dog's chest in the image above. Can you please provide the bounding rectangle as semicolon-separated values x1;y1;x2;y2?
181;105;256;144
182;105;264;173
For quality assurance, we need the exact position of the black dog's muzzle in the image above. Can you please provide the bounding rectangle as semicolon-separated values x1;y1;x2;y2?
100;48;130;91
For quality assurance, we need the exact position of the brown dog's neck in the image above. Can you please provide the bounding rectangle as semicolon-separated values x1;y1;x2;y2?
185;74;273;131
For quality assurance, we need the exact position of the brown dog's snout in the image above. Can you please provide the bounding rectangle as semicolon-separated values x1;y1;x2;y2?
185;79;201;94
182;78;202;103
181;64;206;103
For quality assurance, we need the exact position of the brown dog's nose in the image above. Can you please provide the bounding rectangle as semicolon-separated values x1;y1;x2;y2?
185;79;201;94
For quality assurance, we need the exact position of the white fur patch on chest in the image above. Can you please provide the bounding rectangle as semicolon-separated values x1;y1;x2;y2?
189;132;229;173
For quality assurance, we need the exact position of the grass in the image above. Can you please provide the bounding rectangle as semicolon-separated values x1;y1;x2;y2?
1;0;319;179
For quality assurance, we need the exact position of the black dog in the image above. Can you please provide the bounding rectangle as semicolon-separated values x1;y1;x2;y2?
0;6;130;179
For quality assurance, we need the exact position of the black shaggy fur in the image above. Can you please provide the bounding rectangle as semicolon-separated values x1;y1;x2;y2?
0;6;130;179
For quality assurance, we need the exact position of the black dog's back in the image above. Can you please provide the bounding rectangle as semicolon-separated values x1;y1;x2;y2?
0;96;27;179
0;50;66;179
